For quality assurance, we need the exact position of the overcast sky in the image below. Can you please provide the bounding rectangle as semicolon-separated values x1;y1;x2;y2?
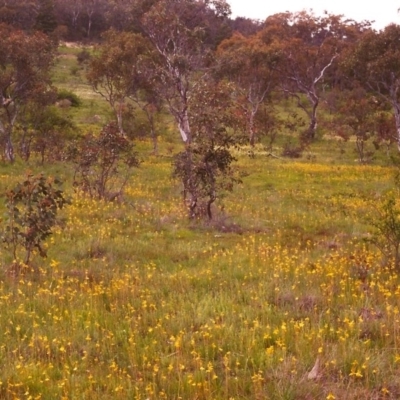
227;0;399;30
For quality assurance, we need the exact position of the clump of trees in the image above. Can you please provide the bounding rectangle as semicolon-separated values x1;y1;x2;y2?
343;24;400;150
2;0;400;221
0;0;237;43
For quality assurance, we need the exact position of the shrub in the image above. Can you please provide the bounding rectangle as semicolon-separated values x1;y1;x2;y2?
173;146;238;219
67;122;140;201
1;174;69;266
282;142;303;158
366;191;400;271
76;48;91;65
56;89;82;107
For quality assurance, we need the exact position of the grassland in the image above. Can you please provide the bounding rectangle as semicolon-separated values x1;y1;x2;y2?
0;46;399;400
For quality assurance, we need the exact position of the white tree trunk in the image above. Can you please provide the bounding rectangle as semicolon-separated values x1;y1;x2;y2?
178;109;191;144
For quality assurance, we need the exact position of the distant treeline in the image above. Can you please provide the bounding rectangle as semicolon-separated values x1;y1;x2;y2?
0;0;261;43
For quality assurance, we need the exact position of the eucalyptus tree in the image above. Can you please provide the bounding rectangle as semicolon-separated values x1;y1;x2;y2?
140;0;230;146
34;0;58;34
87;29;154;135
260;11;368;141
344;24;400;150
0;0;38;30
173;78;242;219
216;31;280;146
0;24;56;162
141;0;241;218
54;0;82;38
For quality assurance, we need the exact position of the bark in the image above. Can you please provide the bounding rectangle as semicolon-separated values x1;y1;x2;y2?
247;84;270;146
5;133;15;163
177;108;191;144
115;102;124;135
19;128;32;162
248;109;256;146
307;97;319;139
284;53;337;141
87;11;93;37
148;116;158;154
393;102;400;151
367;80;400;151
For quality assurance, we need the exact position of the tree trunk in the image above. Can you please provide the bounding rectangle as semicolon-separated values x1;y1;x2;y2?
393;102;400;151
116;102;124;136
143;106;158;154
5;134;15;163
87;10;93;38
249;110;256;147
307;97;319;140
178;109;191;144
150;124;158;154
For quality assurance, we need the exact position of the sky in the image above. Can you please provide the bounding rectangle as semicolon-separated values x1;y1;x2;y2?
227;0;399;30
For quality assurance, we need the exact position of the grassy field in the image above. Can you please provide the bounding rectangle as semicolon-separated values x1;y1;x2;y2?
0;46;399;399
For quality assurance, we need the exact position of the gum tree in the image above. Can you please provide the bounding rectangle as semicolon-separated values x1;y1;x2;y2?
344;24;400;151
141;0;230;146
141;0;240;218
216;32;280;146
0;24;56;162
261;12;367;141
87;29;154;135
173;79;242;219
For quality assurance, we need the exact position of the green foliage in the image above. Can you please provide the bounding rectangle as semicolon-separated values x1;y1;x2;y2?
56;89;82;107
174;146;238;219
1;174;68;266
30;106;76;164
67;122;140;201
173;80;242;219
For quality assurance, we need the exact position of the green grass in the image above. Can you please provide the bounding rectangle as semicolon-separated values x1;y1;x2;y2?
0;146;399;399
52;44;111;131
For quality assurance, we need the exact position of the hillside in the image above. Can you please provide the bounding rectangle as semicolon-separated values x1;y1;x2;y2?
0;41;399;399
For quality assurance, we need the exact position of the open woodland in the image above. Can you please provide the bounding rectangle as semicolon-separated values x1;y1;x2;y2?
2;0;400;399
